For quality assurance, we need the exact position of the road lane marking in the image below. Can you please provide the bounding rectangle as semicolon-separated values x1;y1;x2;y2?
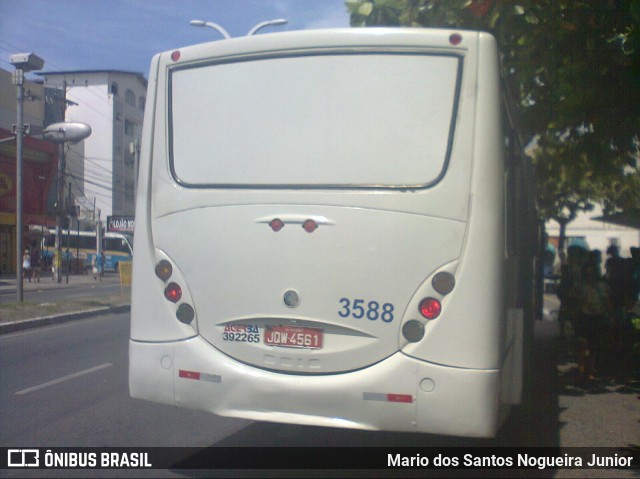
14;363;113;395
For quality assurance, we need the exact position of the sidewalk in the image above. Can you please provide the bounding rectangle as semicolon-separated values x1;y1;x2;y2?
0;269;120;292
0;271;130;334
541;294;640;478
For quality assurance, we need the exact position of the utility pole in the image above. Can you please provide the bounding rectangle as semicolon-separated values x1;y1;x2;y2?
10;53;45;302
96;208;102;281
54;80;66;283
14;66;25;300
66;181;72;283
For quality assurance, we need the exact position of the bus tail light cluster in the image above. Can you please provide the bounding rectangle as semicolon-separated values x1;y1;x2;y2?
268;218;319;233
155;259;195;325
405;271;456;343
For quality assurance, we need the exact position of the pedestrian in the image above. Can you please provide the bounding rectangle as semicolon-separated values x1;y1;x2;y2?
92;252;104;281
30;245;41;282
575;264;609;385
22;249;31;282
99;252;105;278
557;245;587;339
92;255;99;280
605;245;626;348
588;249;602;278
629;247;640;305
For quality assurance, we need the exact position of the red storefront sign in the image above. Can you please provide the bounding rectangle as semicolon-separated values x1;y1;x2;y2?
0;128;58;227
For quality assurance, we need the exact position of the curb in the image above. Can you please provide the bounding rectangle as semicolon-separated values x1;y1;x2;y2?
0;305;130;335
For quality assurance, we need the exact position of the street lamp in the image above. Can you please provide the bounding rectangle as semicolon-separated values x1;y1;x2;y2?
43;122;92;283
247;19;288;36
189;20;231;39
10;52;44;302
190;18;288;39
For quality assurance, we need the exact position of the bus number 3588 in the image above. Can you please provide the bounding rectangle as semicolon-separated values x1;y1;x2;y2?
338;298;394;322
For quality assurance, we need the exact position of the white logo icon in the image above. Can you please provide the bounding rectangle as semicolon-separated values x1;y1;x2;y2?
7;449;39;467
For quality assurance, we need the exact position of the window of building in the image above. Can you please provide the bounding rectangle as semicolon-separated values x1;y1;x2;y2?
138;96;146;111
110;82;118;95
125;89;136;107
125;119;136;136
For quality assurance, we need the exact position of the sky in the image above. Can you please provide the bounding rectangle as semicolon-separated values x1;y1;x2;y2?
0;0;352;77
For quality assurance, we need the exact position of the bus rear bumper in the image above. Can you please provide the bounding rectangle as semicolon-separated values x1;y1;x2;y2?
129;337;502;437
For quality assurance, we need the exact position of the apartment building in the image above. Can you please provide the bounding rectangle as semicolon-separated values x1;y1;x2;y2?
39;70;147;220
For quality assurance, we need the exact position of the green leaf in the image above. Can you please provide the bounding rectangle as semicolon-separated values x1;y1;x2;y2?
358;2;374;16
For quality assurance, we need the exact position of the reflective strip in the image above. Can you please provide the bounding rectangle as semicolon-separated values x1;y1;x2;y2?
178;369;221;383
201;373;222;383
387;393;413;403
179;370;200;380
363;392;413;403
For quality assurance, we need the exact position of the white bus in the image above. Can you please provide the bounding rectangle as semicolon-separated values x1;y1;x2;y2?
42;229;133;272
129;28;538;438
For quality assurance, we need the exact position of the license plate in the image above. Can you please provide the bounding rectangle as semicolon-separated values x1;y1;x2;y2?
264;325;323;349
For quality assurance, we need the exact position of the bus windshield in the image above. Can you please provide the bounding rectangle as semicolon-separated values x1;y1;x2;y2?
170;52;461;188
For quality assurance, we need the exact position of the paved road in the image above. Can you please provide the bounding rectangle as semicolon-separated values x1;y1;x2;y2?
0;312;250;450
1;310;548;447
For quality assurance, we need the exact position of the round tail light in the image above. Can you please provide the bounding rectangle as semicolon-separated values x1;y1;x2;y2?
269;218;284;232
449;33;463;45
419;298;441;320
155;260;173;281
164;282;182;303
403;320;425;342
176;303;195;324
303;219;318;233
432;272;455;295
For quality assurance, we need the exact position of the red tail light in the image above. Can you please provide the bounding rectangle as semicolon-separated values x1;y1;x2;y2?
164;282;182;303
269;218;284;232
303;219;318;233
449;33;463;45
419;298;441;320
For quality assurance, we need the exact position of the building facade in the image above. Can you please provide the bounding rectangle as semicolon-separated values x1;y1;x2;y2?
39;70;147;220
0;68;60;274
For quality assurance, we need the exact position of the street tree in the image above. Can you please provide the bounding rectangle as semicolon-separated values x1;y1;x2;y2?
345;0;640;249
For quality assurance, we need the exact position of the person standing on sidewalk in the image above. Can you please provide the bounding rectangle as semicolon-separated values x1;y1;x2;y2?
92;253;104;281
22;249;31;282
575;263;609;385
629;247;640;302
557;245;587;339
605;245;627;349
30;245;41;282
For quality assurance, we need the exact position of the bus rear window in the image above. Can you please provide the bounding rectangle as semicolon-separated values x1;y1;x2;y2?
169;52;461;189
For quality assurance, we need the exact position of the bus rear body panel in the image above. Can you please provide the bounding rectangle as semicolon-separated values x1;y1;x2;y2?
130;337;501;437
130;28;529;437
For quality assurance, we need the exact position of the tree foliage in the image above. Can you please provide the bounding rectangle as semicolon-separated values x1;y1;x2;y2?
345;0;640;222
